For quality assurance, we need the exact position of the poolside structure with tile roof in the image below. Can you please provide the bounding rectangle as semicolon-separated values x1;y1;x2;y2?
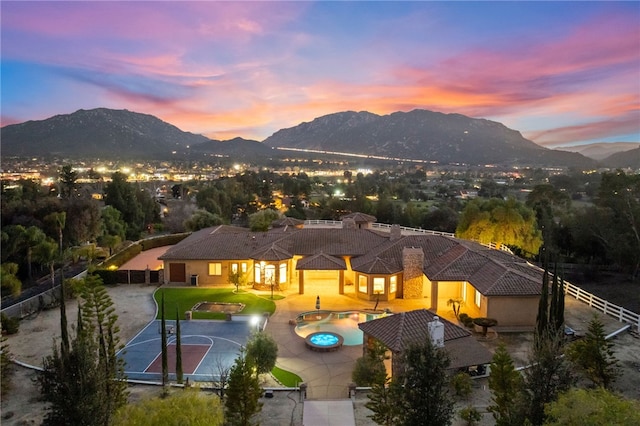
159;214;544;328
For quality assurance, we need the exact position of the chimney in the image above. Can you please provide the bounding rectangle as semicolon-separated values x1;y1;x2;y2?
343;218;356;229
428;315;445;348
402;247;424;299
390;224;401;241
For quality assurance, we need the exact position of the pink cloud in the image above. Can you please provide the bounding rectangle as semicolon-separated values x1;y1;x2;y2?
527;117;640;147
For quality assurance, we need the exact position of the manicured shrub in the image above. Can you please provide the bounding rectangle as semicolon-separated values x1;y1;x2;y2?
1;313;19;335
451;371;473;399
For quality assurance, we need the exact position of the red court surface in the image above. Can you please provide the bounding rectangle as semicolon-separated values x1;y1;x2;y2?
145;343;210;374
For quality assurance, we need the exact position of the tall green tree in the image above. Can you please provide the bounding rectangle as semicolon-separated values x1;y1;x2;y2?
248;209;280;232
79;273;128;422
488;343;524;426
0;335;13;398
394;339;454;426
245;331;278;379
523;332;573;426
104;172;145;239
456;198;543;256
161;292;169;386
44;211;66;254
366;376;401;426
183;209;225;231
39;308;110;425
0;262;21;297
225;349;263;426
59;164;79;199
353;339;387;387
64;198;103;246
32;238;58;289
566;315;620;389
175;308;183;384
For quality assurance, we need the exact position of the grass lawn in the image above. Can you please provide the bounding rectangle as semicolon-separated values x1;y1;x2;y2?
271;366;303;388
154;288;276;320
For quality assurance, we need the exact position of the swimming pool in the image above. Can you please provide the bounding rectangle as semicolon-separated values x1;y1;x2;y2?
294;311;385;346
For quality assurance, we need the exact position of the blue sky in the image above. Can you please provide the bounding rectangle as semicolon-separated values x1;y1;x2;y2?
1;1;639;147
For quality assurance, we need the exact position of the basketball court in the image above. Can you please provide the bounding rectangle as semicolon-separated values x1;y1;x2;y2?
119;318;257;382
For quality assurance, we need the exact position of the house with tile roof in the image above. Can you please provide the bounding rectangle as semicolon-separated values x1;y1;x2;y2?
159;213;544;329
358;309;493;376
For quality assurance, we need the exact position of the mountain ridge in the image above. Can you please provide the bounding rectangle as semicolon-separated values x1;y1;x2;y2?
1;107;598;168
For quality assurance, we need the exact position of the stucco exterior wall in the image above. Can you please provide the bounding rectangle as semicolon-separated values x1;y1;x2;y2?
486;296;539;328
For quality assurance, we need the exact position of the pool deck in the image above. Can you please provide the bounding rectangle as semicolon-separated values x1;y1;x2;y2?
265;290;436;399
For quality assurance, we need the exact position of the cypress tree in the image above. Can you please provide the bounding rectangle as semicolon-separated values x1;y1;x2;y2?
175;308;183;384
161;292;168;386
536;265;549;339
59;266;69;358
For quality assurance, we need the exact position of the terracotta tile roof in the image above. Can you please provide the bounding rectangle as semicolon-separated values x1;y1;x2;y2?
159;222;542;297
340;212;377;223
274;228;389;257
250;244;293;261
296;252;347;270
445;336;493;369
358;309;491;368
358;309;470;352
352;256;401;274
272;217;304;228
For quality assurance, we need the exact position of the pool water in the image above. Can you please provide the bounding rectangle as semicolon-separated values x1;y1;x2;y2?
309;333;340;346
295;311;384;346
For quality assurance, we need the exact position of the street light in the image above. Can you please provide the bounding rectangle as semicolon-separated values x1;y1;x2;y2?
251;315;261;332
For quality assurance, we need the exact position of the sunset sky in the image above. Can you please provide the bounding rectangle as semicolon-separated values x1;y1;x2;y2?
2;1;639;148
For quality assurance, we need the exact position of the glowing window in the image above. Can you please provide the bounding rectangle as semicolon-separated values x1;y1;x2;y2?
358;275;368;293
475;289;481;308
373;277;385;294
208;263;222;276
231;263;238;273
279;263;287;283
389;276;397;293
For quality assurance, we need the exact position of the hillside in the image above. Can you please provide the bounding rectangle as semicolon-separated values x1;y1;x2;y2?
1;107;598;168
556;142;640;161
263;109;595;167
0;108;210;159
601;146;640;169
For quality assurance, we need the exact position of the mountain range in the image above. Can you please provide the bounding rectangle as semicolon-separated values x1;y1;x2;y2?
1;107;633;168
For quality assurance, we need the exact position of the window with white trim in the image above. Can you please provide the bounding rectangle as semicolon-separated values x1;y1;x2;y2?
279;263;287;283
373;277;385;294
475;289;481;308
208;262;222;276
358;275;368;293
389;276;397;293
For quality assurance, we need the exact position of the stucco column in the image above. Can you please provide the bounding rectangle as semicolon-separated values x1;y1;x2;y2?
299;270;305;294
339;270;345;294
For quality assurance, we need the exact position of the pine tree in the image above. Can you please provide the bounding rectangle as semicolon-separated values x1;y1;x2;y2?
523;331;573;425
394;339;454;426
78;273;128;424
39;307;111;425
225;349;263;426
487;343;524;426
366;376;401;426
566;315;620;389
175;308;183;384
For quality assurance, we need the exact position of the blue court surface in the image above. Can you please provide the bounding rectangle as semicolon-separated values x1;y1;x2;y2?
119;318;258;382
